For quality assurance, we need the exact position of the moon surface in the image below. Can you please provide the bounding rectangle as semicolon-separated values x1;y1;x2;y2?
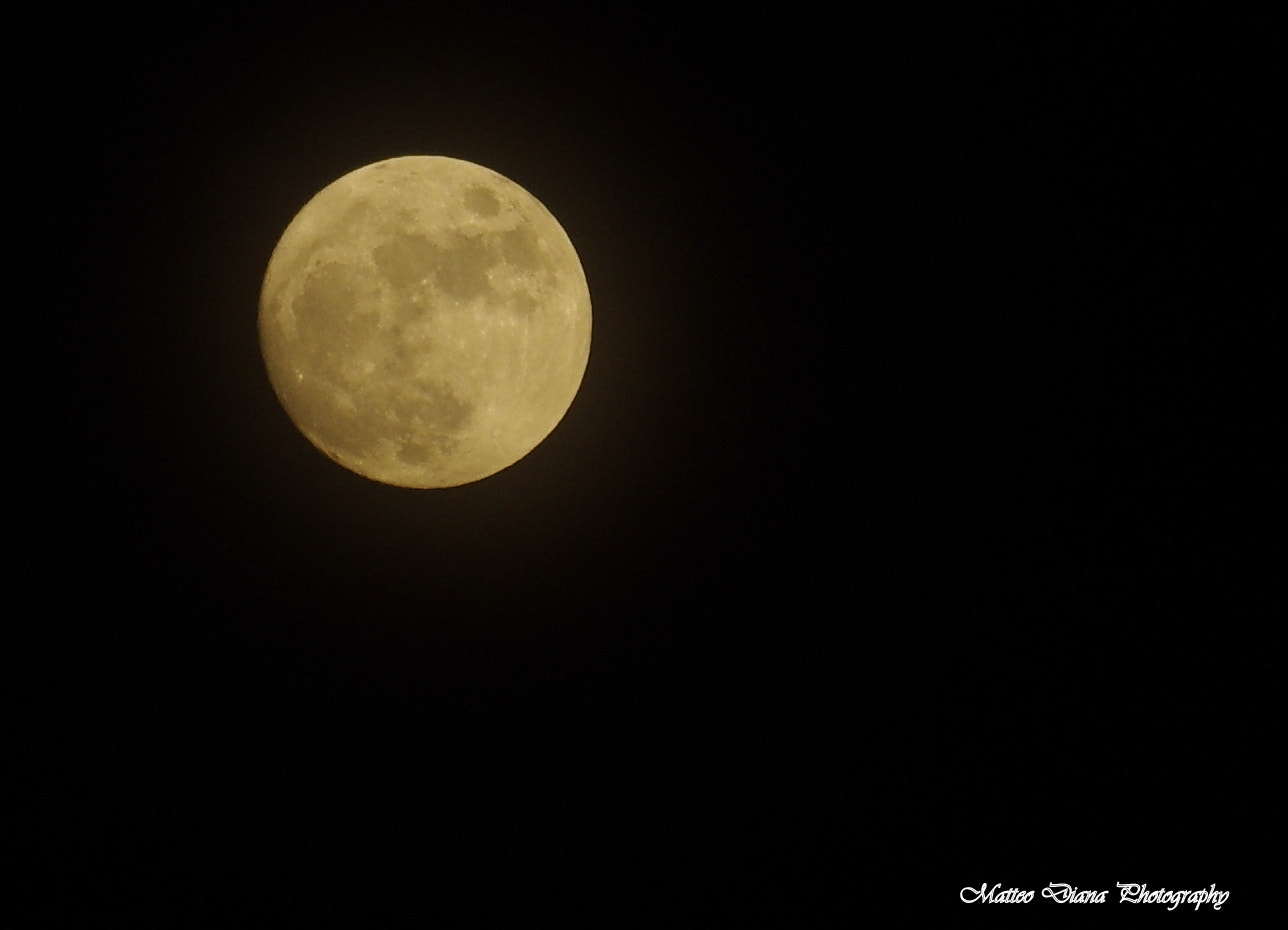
259;156;592;488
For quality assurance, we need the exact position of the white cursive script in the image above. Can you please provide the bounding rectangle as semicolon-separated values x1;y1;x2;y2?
1117;883;1229;911
960;883;1034;904
1041;883;1107;904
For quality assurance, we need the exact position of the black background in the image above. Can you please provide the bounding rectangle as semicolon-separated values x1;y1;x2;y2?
26;3;1270;917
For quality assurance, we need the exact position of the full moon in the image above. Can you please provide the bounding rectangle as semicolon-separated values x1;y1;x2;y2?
259;156;592;488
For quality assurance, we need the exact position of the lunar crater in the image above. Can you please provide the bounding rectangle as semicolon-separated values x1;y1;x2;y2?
463;185;501;217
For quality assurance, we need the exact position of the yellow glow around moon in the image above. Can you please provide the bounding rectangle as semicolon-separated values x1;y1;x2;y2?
259;156;592;488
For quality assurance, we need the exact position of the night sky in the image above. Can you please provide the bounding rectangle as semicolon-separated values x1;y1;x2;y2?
29;4;1267;915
